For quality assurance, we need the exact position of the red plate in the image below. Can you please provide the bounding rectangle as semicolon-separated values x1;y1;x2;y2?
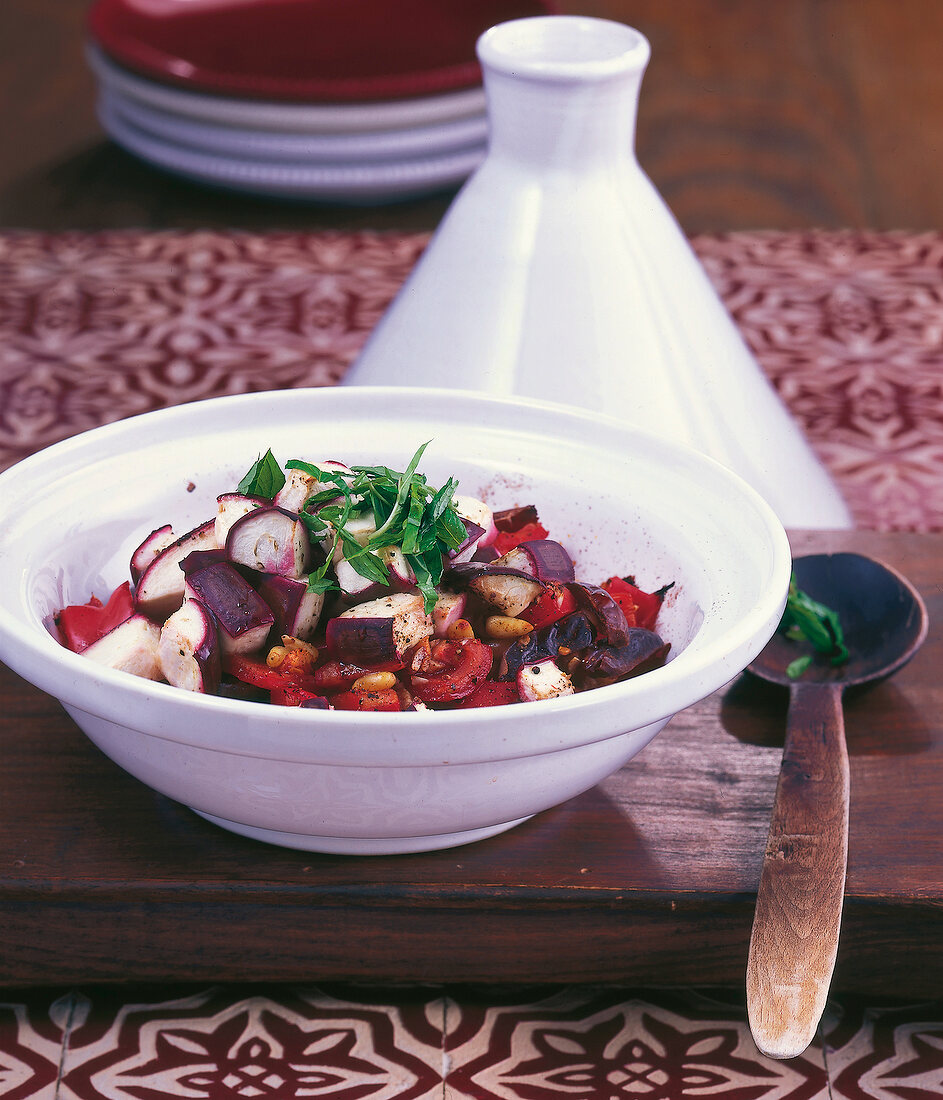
88;0;559;103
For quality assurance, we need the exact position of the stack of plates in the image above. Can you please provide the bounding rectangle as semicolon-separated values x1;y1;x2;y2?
86;0;556;203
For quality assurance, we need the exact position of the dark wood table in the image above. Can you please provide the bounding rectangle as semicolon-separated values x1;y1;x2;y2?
1;529;939;994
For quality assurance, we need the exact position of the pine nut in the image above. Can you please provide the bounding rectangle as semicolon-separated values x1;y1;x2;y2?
446;618;476;641
352;671;397;692
281;636;319;661
266;646;289;668
485;615;533;639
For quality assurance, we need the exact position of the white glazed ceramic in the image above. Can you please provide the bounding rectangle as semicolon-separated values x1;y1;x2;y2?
345;16;852;529
97;98;487;202
87;44;488;134
100;89;489;163
0;388;791;855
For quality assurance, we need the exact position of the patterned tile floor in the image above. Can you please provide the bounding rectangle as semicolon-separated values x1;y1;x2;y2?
1;983;942;1099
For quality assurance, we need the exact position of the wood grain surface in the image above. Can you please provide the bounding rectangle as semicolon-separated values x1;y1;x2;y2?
1;0;941;231
0;530;940;990
746;682;849;1059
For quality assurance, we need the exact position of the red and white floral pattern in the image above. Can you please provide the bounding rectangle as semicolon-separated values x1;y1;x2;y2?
2;985;943;1099
1;230;942;529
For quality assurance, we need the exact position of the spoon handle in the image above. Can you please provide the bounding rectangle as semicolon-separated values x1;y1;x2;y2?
746;680;850;1060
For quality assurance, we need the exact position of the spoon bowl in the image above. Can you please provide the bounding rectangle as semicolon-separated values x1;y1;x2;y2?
750;552;928;689
745;552;928;1060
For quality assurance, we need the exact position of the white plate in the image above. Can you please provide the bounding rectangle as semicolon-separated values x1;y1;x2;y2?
87;43;488;135
99;88;488;164
98;98;486;202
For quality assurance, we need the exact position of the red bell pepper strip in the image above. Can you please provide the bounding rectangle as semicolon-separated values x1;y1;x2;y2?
602;576;672;632
458;679;521;708
519;583;577;630
331;688;402;712
56;581;134;653
493;521;549;556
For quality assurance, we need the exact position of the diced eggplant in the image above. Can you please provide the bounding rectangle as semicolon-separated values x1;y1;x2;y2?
226;506;310;578
82;614;163;680
134;520;217;621
493;504;539;532
377;545;416;589
514;540;575;583
275;460;353;514
327;591;433;666
255;573;325;641
567;583;632;647
130;524;175;585
448;558;544;618
329;510;378;562
273;468;319;514
158;599;221;693
299;696;333;710
517;658;575;702
334;556;387;604
214;493;264;549
580;629;671;686
184;561;275;655
449;519;485;564
453;494;498;549
432;591;467;636
179;548;228;575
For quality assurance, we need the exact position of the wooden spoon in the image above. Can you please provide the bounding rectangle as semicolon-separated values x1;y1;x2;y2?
745;552;928;1060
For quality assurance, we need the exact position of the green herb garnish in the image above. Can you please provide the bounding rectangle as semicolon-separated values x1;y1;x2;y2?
285;442;466;613
781;572;849;678
236;448;286;499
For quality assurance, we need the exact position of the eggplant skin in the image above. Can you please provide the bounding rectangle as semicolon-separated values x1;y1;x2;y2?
580;629;671;686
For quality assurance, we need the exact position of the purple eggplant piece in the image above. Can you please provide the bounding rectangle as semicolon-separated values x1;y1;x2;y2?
82;614;163;680
226;505;311;579
581;630;671;685
500;611;596;681
378;545;417;590
449;519;486;564
516;540;575;583
493;504;539;532
274;460;352;513
566;582;632;647
517;657;575;702
472;543;499;564
217;679;269;703
184;561;274;655
214;493;265;548
158;598;221;693
135;519;217;621
446;559;544;617
255;573;325;642
334;557;387;605
130;524;175;585
299;696;332;710
432;591;467;636
327;591;433;665
179;548;229;575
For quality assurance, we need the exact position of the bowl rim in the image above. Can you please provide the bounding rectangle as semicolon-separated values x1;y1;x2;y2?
0;386;791;764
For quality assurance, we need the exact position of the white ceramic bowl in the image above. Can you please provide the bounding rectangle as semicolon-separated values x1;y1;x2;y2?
0;388;791;855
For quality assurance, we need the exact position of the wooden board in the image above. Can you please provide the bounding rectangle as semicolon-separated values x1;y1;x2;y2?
1;530;940;991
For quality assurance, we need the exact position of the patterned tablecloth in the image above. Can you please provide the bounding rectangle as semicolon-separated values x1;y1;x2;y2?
1;229;942;529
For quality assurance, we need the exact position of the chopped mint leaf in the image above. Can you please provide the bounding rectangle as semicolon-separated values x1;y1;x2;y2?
786;655;814;680
237;449;286;499
778;572;850;677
